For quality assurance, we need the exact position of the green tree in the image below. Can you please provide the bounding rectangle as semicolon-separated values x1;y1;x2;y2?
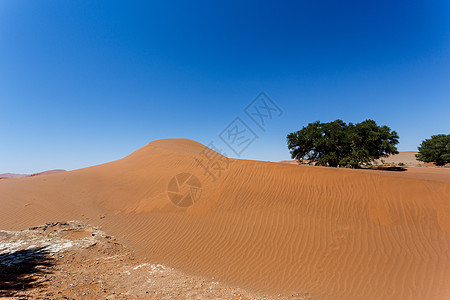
287;119;399;168
416;134;450;166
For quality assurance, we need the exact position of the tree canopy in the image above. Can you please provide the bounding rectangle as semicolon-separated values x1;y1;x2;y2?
287;119;399;168
416;134;450;166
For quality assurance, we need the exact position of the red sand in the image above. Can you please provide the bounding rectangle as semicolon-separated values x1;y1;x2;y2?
0;139;449;299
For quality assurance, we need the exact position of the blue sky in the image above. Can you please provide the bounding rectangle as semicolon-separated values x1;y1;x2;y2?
1;0;449;173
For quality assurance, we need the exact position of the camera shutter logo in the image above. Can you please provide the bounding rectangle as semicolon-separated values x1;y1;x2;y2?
167;173;202;207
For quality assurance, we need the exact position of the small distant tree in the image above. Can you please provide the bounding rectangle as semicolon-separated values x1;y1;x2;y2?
287;119;399;168
416;134;450;166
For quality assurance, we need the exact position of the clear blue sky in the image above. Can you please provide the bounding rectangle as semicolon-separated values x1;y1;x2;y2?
1;0;449;173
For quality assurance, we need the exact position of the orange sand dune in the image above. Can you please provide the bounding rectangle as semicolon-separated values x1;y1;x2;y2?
1;139;449;299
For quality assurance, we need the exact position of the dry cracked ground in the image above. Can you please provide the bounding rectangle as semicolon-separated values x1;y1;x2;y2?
0;221;310;299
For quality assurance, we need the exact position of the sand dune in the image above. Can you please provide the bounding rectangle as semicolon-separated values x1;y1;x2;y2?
373;151;420;165
0;139;449;299
0;173;29;179
280;151;422;166
0;169;66;179
30;169;67;177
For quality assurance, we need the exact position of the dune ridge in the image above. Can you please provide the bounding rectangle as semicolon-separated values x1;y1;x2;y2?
0;139;449;299
0;169;66;179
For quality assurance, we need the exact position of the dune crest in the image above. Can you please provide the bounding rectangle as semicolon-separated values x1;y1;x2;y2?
1;139;449;299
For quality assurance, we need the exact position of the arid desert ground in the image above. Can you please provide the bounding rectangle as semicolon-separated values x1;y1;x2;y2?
1;139;449;299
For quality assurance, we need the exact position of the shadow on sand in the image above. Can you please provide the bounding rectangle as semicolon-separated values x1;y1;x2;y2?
367;166;407;172
0;247;55;297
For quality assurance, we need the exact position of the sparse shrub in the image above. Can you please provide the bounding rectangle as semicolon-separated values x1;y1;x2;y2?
287;119;399;168
416;134;450;166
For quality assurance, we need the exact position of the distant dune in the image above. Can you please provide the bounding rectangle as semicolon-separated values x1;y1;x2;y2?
280;151;422;166
30;169;67;176
0;173;29;179
0;139;449;299
0;169;66;179
279;151;450;183
374;151;421;165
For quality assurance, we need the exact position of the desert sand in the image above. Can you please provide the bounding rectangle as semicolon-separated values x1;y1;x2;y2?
2;221;272;299
0;139;449;299
280;151;422;167
0;169;66;179
372;151;420;165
